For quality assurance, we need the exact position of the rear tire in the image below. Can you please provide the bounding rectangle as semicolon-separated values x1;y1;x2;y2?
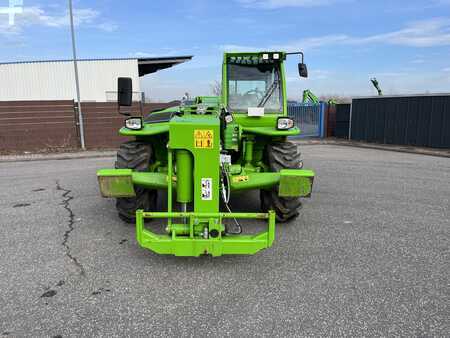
260;141;302;222
115;141;157;223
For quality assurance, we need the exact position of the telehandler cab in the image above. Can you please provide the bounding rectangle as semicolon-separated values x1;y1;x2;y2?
97;51;315;256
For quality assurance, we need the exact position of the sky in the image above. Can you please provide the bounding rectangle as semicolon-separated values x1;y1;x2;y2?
0;0;450;101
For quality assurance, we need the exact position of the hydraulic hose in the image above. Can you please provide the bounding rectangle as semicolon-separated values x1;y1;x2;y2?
220;165;242;234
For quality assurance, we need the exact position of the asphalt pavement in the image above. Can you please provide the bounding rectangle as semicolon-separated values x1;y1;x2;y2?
0;145;448;337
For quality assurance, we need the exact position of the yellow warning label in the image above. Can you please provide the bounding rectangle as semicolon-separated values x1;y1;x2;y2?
232;175;249;183
194;130;214;149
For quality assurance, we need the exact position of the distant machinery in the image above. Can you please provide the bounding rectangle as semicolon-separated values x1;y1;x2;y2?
302;89;320;104
302;89;336;105
370;78;383;96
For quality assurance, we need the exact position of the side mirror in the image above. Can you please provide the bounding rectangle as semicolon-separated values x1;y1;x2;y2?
298;63;308;78
118;77;133;107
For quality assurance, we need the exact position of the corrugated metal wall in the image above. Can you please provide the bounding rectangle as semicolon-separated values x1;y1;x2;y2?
0;100;178;152
351;95;450;148
325;104;336;137
0;59;140;102
0;100;79;151
335;104;351;138
81;102;179;148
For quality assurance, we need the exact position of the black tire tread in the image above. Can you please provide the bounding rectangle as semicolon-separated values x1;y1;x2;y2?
115;141;157;223
261;141;302;222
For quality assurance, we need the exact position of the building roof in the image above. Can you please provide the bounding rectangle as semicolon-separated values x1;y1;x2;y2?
0;56;193;77
136;56;192;76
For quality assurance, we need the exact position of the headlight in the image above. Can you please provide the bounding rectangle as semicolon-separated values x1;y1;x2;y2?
125;117;143;130
277;117;294;130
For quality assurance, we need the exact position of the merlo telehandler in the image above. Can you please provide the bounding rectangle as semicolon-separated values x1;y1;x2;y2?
97;51;315;256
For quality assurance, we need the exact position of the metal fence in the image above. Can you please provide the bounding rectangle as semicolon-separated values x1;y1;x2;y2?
288;103;325;138
351;95;450;148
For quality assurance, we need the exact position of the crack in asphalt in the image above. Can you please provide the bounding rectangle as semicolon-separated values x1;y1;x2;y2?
56;181;86;277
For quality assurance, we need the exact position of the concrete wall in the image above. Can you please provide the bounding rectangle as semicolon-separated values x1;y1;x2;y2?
0;59;141;102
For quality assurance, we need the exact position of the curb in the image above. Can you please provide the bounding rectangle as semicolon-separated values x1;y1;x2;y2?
0;151;116;163
292;138;450;158
1;140;449;163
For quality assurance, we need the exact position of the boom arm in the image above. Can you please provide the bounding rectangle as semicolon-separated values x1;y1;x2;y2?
302;89;319;104
371;78;383;96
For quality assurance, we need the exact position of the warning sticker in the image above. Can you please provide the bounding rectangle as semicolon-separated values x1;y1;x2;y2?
201;178;212;200
194;130;214;149
232;175;249;183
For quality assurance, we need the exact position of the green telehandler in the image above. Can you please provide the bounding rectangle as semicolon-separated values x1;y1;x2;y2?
97;51;315;257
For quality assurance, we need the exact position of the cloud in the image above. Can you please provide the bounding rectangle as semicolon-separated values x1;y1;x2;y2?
371;72;407;78
94;22;118;32
236;0;344;9
221;17;450;52
0;6;117;37
364;17;450;47
219;44;259;52
24;7;98;27
310;69;331;80
129;48;184;58
130;52;158;58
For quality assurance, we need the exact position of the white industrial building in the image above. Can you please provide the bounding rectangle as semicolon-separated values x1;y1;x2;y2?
0;56;192;102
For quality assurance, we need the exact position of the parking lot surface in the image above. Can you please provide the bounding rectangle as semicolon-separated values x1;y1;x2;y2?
0;145;448;337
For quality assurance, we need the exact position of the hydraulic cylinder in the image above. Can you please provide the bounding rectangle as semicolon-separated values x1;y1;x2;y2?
175;150;193;203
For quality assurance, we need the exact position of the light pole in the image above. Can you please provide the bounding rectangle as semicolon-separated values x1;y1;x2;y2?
68;0;86;150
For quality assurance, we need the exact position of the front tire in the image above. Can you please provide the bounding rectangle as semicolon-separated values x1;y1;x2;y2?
260;141;302;222
115;141;157;223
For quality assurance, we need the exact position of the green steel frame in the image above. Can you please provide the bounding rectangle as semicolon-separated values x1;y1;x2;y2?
136;210;276;256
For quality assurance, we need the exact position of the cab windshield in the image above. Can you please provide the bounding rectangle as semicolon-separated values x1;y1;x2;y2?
227;63;282;113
